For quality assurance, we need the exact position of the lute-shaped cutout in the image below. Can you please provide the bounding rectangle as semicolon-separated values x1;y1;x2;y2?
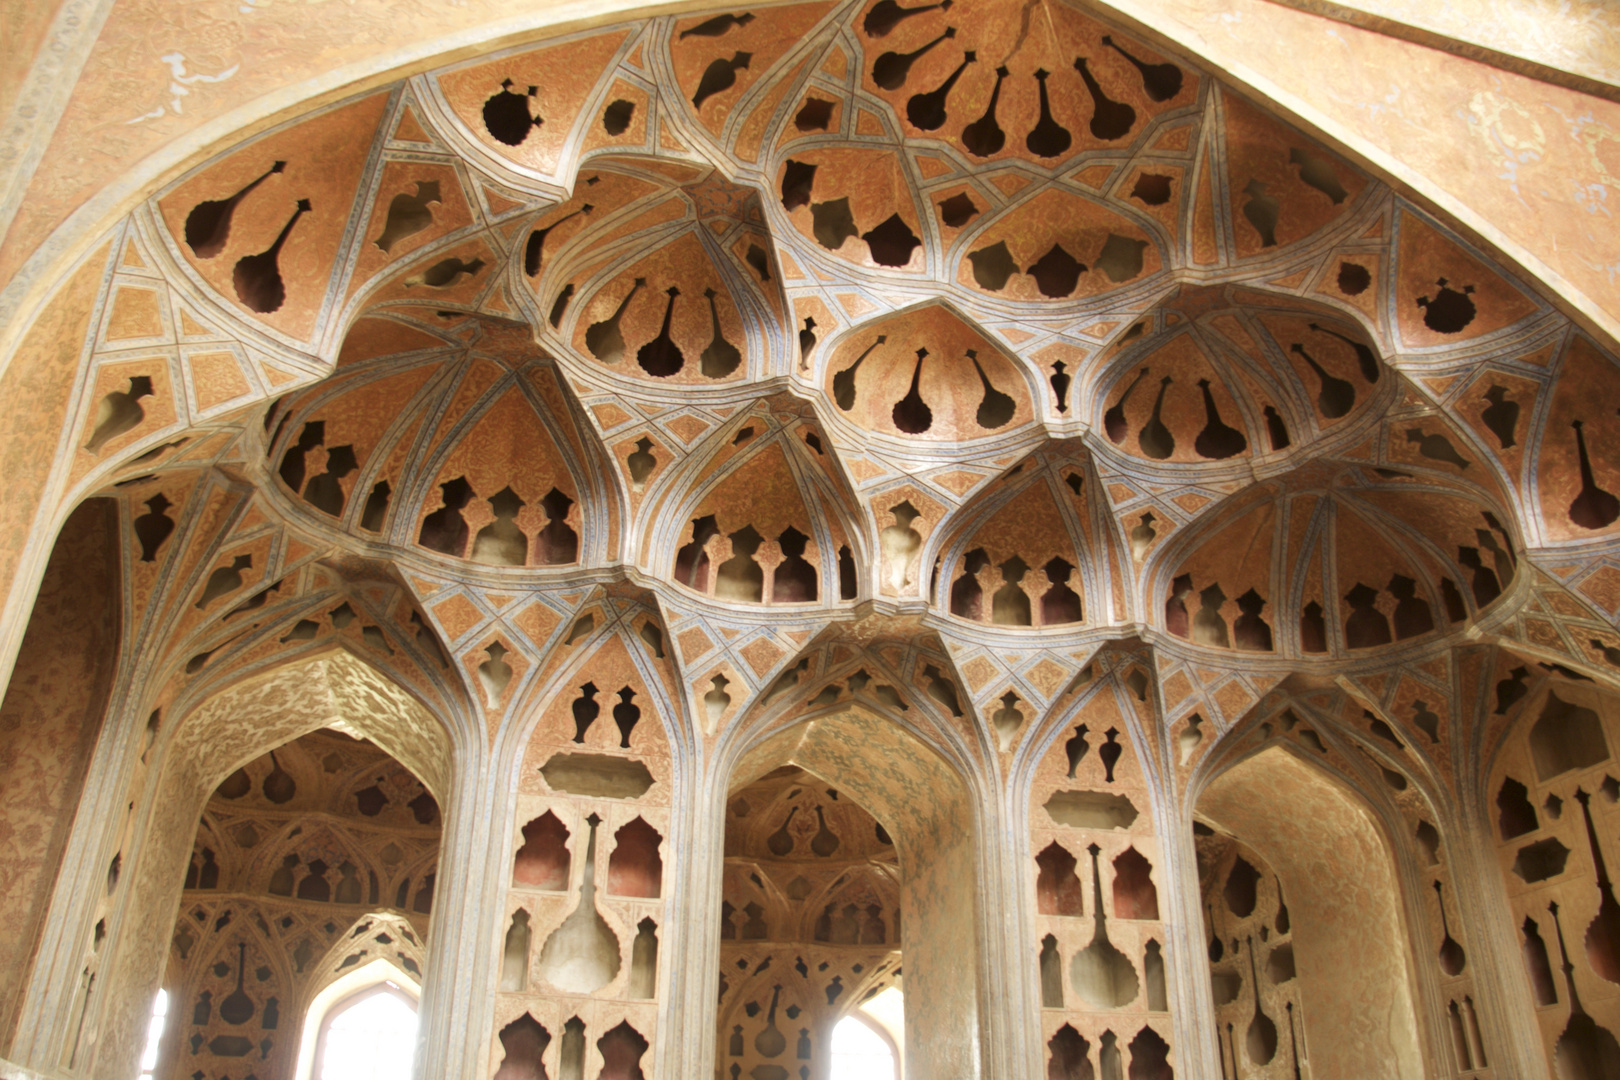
864;0;951;37
1289;343;1354;418
232;198;310;314
1194;378;1246;459
1244;936;1277;1064
1576;788;1620;983
968;349;1015;428
873;28;955;91
1025;69;1072;157
1138;376;1174;459
1104;367;1148;444
1071;842;1138;1008
892;348;933;433
1550;900;1620;1078
186;161;286;258
1434;879;1467;976
1309;321;1380;383
536;814;621;993
700;288;742;377
907;49;975;131
1570;420;1620;529
961;65;1008;156
1073;56;1135;140
637;286;685;377
1102;35;1181;101
586;278;645;363
525;204;592;276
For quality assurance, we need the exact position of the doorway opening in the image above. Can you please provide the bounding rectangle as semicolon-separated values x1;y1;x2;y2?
718;764;903;1079
163;722;441;1080
829;1012;898;1080
1195;745;1424;1080
719;703;981;1079
313;982;418;1080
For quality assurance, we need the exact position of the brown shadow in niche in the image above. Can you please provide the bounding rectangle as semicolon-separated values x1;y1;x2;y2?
607;816;663;898
514;810;570;889
493;1012;550;1080
1036;841;1084;916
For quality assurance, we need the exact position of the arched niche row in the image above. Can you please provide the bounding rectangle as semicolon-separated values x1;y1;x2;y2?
716;765;902;1077
1155;463;1517;660
1086;286;1392;470
260;312;618;570
75;649;456;1080
493;630;673;1078
1026;659;1175;1079
643;407;866;608
1193;743;1428;1079
931;442;1105;630
0;499;122;1039
1483;662;1620;1076
722;704;980;1079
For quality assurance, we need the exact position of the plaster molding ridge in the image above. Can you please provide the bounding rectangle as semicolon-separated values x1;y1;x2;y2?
0;0;120;255
1256;0;1620;103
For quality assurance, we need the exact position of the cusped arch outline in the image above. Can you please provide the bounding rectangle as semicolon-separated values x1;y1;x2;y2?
643;406;870;608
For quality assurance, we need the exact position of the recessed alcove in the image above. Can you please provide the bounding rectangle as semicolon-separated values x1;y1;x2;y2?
1195;746;1424;1080
720;707;978;1079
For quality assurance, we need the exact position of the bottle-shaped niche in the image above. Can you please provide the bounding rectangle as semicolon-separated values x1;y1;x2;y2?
1070;843;1138;1008
1577;787;1620;982
586;278;646;364
536;814;622;993
1549;900;1620;1077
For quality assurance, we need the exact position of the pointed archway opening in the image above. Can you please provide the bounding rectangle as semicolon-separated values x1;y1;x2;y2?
722;706;979;1079
165;724;441;1080
1194;745;1424;1080
717;763;903;1079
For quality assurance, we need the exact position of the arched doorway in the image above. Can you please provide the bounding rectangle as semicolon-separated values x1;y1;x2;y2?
721;704;981;1080
310;979;418;1080
717;764;903;1079
161;722;441;1080
1195;744;1426;1079
88;649;454;1080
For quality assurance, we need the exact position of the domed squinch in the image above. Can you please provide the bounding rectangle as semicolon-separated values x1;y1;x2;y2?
567;231;754;383
953;188;1160;301
854;0;1193;163
416;387;584;567
1095;330;1254;464
820;304;1032;441
775;148;926;272
433;31;630;175
1222;91;1367;257
941;460;1094;629
1165;471;1510;656
657;440;847;606
1165;495;1275;651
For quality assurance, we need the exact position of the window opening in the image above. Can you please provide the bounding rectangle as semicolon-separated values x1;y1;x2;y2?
316;986;417;1080
830;1014;897;1080
135;988;169;1080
